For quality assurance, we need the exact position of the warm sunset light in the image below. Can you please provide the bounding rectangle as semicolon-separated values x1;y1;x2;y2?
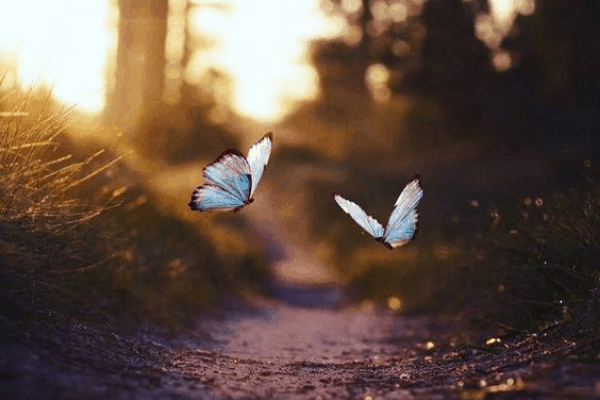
1;0;537;121
0;0;114;115
477;0;536;50
1;0;344;124
2;0;598;397
489;0;535;34
185;0;345;123
366;63;391;103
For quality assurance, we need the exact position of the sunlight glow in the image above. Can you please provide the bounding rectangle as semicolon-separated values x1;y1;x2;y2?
490;0;536;32
366;63;391;103
187;0;345;123
342;0;363;14
478;0;536;53
489;0;515;33
0;0;114;115
2;0;345;124
164;0;187;104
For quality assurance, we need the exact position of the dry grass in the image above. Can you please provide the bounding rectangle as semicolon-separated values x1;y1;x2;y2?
483;165;600;332
0;82;267;330
0;80;122;231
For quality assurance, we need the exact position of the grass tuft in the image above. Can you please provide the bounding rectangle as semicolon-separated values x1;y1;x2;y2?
481;164;600;333
0;83;265;331
0;85;115;231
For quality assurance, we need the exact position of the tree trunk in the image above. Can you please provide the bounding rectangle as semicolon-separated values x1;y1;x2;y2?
104;0;168;136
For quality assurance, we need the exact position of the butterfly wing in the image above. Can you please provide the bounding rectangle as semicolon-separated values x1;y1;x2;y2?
246;132;273;198
189;149;252;211
189;184;247;211
333;194;385;239
382;178;423;248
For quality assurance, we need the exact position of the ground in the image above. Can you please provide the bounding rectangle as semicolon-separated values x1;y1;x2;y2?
2;146;600;400
1;291;599;400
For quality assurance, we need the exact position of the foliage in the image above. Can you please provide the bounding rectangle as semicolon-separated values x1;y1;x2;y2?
484;164;600;331
0;83;268;330
0;83;114;229
335;159;600;337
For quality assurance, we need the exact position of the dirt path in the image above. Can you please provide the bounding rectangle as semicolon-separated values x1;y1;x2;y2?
2;293;599;399
169;297;600;400
177;297;432;399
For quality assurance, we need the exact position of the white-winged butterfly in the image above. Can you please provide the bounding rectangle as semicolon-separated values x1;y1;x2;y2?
189;133;273;212
333;177;423;249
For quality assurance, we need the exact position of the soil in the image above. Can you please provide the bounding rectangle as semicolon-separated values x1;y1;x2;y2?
1;291;599;400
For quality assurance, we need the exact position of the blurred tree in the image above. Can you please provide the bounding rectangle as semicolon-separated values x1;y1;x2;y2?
315;0;493;149
104;0;168;135
316;0;429;103
104;0;238;164
500;0;600;155
403;0;495;144
314;0;600;155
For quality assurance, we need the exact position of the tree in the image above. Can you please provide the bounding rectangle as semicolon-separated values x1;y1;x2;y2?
104;0;168;136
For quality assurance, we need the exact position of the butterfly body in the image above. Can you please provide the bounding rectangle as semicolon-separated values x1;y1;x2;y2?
189;133;272;212
374;236;394;250
333;177;423;249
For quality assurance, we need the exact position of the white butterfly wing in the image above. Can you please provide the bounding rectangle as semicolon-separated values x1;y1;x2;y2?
333;194;385;239
246;132;273;198
383;178;423;248
189;149;252;211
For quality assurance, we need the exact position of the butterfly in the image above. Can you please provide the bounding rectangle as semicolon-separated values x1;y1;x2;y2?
189;133;273;212
333;177;423;249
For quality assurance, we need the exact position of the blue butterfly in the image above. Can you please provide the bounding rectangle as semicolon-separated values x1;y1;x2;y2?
333;177;423;249
189;133;273;212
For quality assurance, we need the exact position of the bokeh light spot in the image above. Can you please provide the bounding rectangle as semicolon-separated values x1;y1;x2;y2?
387;296;402;311
492;50;512;72
389;1;408;23
342;0;363;14
366;63;392;103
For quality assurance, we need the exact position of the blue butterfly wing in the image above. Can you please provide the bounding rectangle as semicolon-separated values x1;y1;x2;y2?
189;149;252;211
333;194;385;239
203;149;252;200
189;184;246;211
383;178;423;248
246;132;273;198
